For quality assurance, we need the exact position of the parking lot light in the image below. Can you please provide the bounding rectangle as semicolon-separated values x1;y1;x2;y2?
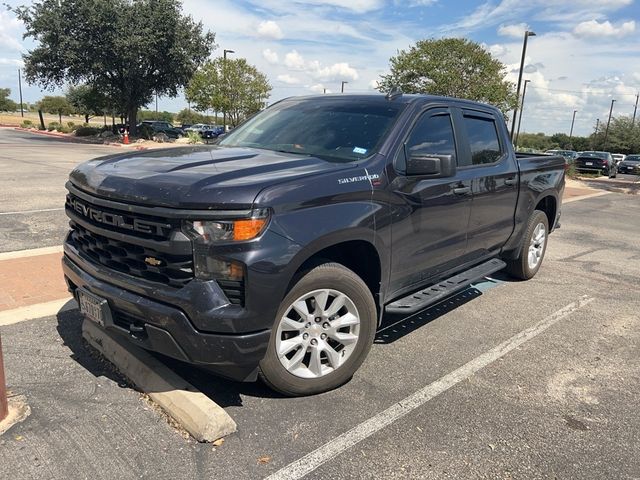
511;30;536;141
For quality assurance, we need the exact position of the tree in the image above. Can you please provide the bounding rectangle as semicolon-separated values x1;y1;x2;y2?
137;110;175;123
14;0;215;134
175;108;215;125
66;85;109;123
186;58;271;127
0;89;17;112
378;38;518;115
36;95;74;123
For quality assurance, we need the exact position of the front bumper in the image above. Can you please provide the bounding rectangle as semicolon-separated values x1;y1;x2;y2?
63;250;272;382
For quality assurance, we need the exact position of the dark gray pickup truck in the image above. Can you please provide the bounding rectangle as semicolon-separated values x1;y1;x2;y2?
63;94;565;396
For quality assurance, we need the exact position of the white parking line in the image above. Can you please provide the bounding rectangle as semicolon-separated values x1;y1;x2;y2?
265;295;595;480
0;207;65;216
0;298;75;327
0;245;63;260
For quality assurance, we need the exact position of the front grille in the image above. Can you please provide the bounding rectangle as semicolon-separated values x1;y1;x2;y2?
70;223;194;288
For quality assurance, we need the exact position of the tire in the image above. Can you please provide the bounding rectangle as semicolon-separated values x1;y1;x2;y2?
505;210;549;280
259;262;377;396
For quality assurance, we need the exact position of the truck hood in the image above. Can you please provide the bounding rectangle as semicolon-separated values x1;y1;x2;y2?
69;146;352;209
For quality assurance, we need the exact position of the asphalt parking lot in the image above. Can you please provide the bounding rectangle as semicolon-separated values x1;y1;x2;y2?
1;129;639;479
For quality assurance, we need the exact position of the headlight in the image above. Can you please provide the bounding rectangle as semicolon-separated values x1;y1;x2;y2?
182;210;269;282
183;210;269;243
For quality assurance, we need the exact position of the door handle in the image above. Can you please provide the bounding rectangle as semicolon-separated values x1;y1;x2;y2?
453;186;471;195
504;177;517;186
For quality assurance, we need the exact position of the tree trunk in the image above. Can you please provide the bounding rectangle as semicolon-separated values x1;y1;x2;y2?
58;111;62;124
85;114;89;124
127;105;137;135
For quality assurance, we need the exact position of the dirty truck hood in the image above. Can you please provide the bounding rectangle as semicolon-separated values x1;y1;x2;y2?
68;146;351;209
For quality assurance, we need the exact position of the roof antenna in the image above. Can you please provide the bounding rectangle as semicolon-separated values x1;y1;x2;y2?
385;85;403;101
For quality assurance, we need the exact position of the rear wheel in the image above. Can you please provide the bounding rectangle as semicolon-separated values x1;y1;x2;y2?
505;210;549;280
259;263;377;396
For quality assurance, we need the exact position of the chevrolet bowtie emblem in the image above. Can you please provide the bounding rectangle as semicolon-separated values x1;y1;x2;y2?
144;256;163;267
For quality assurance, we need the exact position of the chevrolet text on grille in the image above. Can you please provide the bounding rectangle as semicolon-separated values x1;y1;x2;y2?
66;196;171;236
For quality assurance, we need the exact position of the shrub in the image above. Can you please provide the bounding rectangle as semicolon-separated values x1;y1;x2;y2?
21;119;33;128
47;121;61;131
187;130;202;144
66;121;75;128
74;126;101;136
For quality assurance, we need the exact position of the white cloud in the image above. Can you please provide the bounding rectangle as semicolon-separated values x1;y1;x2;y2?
0;58;24;67
256;20;284;40
309;84;331;93
293;0;384;13
498;23;529;38
0;11;24;51
277;74;300;84
284;50;306;70
307;61;359;82
573;19;635;38
485;43;507;57
368;79;380;90
262;49;279;64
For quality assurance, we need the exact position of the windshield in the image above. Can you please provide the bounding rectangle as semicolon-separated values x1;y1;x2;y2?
220;97;405;162
625;155;640;162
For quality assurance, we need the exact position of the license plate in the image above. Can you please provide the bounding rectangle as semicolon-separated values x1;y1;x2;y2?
77;289;108;326
585;162;593;166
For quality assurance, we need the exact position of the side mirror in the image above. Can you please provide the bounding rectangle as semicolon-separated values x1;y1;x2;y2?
406;153;456;177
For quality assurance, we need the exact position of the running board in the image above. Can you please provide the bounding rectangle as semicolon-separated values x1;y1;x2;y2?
385;258;507;315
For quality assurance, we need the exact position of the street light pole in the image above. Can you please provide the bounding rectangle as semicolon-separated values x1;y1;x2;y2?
341;81;348;93
18;69;24;117
510;30;536;141
603;99;616;150
223;49;235;130
632;93;639;127
569;110;577;139
514;79;530;149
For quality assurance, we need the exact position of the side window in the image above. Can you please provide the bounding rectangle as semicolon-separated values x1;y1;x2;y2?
405;113;456;159
462;115;502;165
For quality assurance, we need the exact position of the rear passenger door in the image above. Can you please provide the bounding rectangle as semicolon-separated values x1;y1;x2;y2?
456;108;519;260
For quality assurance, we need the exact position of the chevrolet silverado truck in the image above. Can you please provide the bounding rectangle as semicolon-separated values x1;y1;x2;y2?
63;94;565;396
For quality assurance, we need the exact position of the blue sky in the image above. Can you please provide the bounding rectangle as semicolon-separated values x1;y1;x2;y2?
1;0;639;136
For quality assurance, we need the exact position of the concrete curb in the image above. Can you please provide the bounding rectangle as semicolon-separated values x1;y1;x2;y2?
82;319;237;442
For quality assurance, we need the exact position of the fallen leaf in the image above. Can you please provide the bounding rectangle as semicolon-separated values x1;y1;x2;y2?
14;435;23;441
489;444;495;451
212;438;225;447
257;456;271;465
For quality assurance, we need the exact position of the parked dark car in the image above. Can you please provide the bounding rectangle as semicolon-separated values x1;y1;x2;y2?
137;120;183;139
574;151;616;177
201;125;225;140
63;94;565;396
617;154;640;174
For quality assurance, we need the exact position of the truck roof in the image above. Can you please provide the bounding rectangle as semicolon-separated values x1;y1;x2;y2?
282;93;500;111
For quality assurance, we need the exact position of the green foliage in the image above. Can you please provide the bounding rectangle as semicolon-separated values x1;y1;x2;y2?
66;84;108;123
378;38;518;115
186;130;202;144
36;95;74;116
137;110;175;122
74;125;101;136
47;121;60;131
0;88;17;111
175;108;214;125
594;116;640;154
14;0;216;134
137;123;156;140
21;119;33;128
186;57;271;127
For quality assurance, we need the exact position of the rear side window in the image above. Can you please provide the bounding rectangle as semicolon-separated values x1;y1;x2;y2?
463;115;502;165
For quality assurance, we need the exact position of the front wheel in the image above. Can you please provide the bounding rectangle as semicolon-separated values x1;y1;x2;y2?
505;210;549;280
259;263;377;396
